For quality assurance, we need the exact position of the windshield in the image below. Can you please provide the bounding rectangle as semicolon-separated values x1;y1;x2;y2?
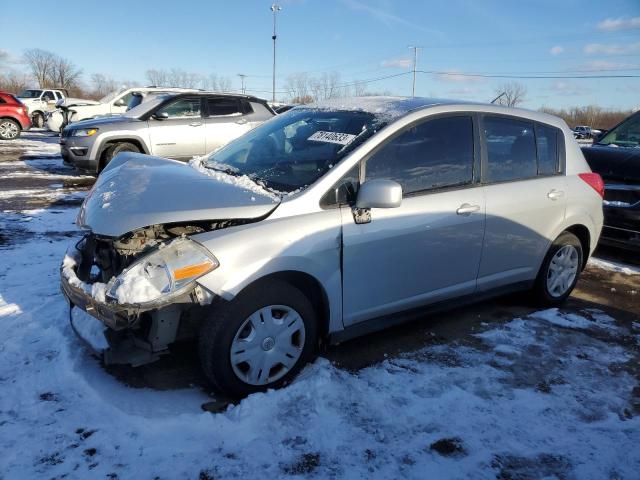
204;109;385;193
19;89;42;98
598;112;640;148
123;95;173;118
99;88;125;104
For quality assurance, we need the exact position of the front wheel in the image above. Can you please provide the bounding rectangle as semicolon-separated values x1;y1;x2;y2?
31;112;44;128
533;231;583;306
198;281;318;398
100;142;140;172
0;119;21;140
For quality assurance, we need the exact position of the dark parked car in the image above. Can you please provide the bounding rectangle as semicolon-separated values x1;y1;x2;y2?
0;91;31;140
582;110;640;250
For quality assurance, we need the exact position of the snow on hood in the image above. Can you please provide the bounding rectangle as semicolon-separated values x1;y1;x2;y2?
77;153;280;237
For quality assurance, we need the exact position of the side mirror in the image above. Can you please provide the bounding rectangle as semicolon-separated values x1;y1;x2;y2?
114;98;127;107
153;112;169;120
356;179;402;209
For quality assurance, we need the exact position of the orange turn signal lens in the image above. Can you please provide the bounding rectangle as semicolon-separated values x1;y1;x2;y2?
172;260;215;281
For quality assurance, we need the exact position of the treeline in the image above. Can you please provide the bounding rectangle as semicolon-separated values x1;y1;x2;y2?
539;105;633;130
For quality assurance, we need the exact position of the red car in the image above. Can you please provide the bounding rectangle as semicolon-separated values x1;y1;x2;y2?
0;91;31;140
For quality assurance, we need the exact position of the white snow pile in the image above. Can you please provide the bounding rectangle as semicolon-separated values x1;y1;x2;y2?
588;257;640;276
61;250;108;303
2;204;639;479
109;262;162;305
189;156;281;202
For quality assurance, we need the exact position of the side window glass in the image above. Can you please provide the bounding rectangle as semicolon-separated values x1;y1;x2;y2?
117;92;134;106
54;92;62;100
157;98;202;118
206;98;241;116
241;101;254;115
484;116;536;182
42;91;54;101
535;124;559;175
364;116;474;195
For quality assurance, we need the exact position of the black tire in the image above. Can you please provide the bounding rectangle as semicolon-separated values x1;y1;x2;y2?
100;142;141;172
31;112;44;128
0;118;21;140
198;281;318;398
533;231;583;306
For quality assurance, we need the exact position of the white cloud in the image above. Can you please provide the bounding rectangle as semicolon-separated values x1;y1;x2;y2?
434;70;484;83
550;46;564;55
597;16;640;31
583;42;640;55
380;58;412;69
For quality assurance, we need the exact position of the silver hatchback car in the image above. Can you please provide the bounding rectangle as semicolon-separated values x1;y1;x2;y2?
60;97;604;397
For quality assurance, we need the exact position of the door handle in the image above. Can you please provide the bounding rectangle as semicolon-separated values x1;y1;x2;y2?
547;189;565;200
189;122;202;127
236;118;248;125
456;203;480;216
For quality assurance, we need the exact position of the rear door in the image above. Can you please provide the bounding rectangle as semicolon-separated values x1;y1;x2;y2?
204;97;252;153
148;96;206;159
341;114;486;325
477;115;567;291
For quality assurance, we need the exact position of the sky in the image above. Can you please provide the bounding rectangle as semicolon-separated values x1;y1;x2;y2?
1;0;639;109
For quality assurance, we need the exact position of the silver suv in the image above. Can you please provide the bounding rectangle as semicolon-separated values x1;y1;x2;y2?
60;97;604;397
60;92;274;173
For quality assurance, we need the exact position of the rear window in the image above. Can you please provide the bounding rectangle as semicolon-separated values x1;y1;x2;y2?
206;98;241;116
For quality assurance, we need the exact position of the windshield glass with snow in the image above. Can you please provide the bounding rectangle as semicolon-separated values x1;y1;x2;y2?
598;112;640;148
19;89;42;98
204;109;385;192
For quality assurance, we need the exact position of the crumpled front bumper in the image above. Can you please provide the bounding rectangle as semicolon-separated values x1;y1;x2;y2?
60;269;139;330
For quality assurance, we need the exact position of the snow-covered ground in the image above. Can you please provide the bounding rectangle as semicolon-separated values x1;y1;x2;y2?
1;133;639;479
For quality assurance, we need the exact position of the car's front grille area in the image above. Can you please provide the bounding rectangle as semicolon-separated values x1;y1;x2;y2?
604;184;640;207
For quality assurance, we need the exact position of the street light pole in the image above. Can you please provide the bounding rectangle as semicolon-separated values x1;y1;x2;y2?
271;4;282;103
238;74;247;94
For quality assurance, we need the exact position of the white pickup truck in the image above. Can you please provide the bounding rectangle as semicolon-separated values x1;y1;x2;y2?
18;89;69;127
45;86;199;132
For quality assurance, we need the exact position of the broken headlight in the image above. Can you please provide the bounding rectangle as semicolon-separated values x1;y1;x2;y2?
107;238;218;305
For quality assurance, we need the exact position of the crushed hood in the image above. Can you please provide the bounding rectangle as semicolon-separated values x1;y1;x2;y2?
78;153;280;237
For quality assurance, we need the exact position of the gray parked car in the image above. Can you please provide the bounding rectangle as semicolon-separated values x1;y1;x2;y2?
60;97;604;397
60;92;274;173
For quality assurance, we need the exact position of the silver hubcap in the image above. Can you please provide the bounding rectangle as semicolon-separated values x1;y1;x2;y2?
546;245;579;297
0;121;18;139
230;305;305;386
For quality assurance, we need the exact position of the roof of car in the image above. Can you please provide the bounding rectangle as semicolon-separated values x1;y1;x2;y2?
172;91;268;103
303;96;479;120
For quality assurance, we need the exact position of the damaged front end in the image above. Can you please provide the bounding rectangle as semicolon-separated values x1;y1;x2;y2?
61;222;226;366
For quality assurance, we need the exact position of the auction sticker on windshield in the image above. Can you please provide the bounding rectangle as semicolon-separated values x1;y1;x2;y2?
308;131;356;145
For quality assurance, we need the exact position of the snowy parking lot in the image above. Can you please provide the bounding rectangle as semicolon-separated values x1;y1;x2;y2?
1;132;639;479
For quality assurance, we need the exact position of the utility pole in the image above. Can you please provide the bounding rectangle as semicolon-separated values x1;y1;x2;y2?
271;4;282;103
238;74;247;94
408;45;422;97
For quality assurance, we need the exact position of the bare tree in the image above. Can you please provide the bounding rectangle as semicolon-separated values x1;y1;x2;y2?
0;71;31;94
217;76;232;92
493;82;527;107
285;73;311;102
146;69;168;86
49;56;82;89
90;73;119;97
23;49;57;87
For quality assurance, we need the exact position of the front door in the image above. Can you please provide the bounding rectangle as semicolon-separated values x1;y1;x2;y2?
341;114;486;326
148;97;206;159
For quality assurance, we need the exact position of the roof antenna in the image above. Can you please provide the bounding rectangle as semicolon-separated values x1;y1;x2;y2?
491;92;506;104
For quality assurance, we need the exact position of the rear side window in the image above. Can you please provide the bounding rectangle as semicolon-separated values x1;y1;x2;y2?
241;101;254;114
0;97;5;104
365;115;475;195
535;123;559;175
484;116;537;182
206;98;241;116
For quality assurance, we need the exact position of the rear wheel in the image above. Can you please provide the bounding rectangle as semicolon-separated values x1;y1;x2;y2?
0;119;21;140
100;142;141;172
198;281;318;398
533;231;583;306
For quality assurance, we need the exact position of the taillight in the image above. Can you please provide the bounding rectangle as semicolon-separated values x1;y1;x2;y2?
578;173;605;198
